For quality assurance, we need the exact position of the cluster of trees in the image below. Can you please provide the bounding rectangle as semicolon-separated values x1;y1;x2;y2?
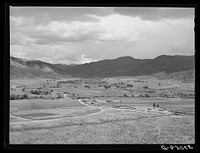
139;93;150;97
126;84;133;87
123;94;128;97
71;93;80;99
31;89;52;95
58;79;81;85
113;82;133;89
47;79;55;82
153;103;159;107
10;94;28;100
143;86;149;89
83;79;98;85
104;85;111;89
84;85;90;88
176;92;194;99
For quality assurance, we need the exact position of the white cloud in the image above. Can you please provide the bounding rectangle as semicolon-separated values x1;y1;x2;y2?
88;14;146;41
77;54;99;64
11;14;147;45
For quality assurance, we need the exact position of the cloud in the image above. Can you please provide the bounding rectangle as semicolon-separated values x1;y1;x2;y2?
11;32;36;45
11;12;193;46
88;14;145;41
113;7;194;21
10;7;194;64
11;14;147;45
77;54;99;64
11;18;103;45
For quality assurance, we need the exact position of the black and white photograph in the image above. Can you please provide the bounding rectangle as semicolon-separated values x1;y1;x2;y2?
7;5;196;149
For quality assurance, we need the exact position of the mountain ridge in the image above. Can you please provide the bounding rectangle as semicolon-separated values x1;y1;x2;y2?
10;55;195;79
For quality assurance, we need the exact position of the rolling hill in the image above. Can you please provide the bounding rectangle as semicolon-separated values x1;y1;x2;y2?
10;57;64;79
10;55;195;79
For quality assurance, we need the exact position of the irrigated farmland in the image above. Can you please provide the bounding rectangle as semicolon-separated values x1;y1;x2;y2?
10;74;195;144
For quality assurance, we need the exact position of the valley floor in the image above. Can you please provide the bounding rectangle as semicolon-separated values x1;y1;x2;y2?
9;76;195;144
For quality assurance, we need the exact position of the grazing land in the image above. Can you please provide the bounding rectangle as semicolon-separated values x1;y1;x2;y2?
10;75;195;144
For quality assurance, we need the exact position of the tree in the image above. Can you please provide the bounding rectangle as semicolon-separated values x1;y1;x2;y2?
143;86;148;89
31;90;36;94
123;94;128;97
23;94;28;99
127;84;133;87
85;85;90;88
10;94;19;100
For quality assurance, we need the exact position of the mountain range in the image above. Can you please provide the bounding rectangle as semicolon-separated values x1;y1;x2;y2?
10;55;195;79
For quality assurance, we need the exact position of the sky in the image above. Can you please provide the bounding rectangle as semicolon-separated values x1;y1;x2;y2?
10;7;194;64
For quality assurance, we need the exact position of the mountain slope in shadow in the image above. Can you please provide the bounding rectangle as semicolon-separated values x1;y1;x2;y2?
10;55;195;79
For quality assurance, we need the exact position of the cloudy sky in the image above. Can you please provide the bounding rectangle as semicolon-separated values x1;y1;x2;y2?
10;7;194;64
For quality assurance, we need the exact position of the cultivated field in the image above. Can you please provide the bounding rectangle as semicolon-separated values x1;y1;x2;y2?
9;76;195;144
